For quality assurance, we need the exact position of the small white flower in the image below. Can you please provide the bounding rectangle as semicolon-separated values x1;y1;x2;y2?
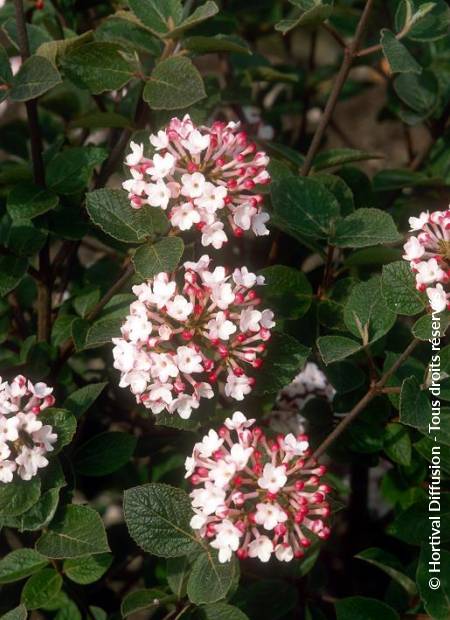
151;353;179;383
232;267;258;288
16;446;49;481
176;346;203;374
261;309;275;329
32;425;58;452
258;463;287;494
233;204;256;231
0;460;16;484
190;481;226;515
227;443;253;469
415;258;446;286
282;433;309;456
224;411;255;430
255;502;287;530
403;236;425;261
409;212;429;230
195;182;227;213
166;295;193;322
150;152;176;179
210;519;242;563
252;211;270;236
150;130;169;151
197;429;224;458
210;282;235;310
126;141;144;166
181;129;210;154
181;172;206;198
240;308;262;332
427;283;448;313
224;374;252;401
171;202;201;230
201;222;228;249
145;180;171;209
170;394;200;419
207;312;237;341
248;535;273;562
275;544;294;562
209;459;236;488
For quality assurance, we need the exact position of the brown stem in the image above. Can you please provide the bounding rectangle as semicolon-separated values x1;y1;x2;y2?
321;22;347;49
14;0;52;342
300;0;376;176
313;338;419;459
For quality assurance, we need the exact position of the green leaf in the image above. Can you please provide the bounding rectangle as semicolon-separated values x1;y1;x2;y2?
0;477;41;518
8;487;61;532
0;549;48;584
381;261;426;315
62;42;133;94
36;31;94;66
120;588;168;618
255;333;310;395
416;546;450;619
46;147;107;195
74;432;137;476
63;553;112;585
10;56;61;101
5;219;47;257
144;56;206;110
412;311;450;340
168;1;219;38
86;188;168;243
313;148;383;171
275;0;333;34
123;483;199;558
167;556;191;599
82;317;122;349
128;0;183;35
7;183;59;220
399;376;430;430
21;568;62;610
335;597;400;620
315;173;354;216
271;177;340;239
3;19;52;55
396;0;450;42
259;265;312;319
200;603;249;620
344;276;396;343
96;15;161;55
0;255;29;296
187;551;238;605
63;382;107;419
0;606;27;620
332;208;401;248
388;495;450;544
317;335;361;365
36;504;110;558
356;547;417;596
133;237;185;278
373;168;437;191
38;408;77;454
380;29;421;74
394;70;439;116
414;437;450;476
383;422;412;466
183;35;250;55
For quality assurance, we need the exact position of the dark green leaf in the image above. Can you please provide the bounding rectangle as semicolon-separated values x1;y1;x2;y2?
183;35;250;55
46;147;107;195
121;588;168;618
394;70;439;116
63;553;112;585
133;237;185;278
335;596;400;620
271;177;340;239
86;188;169;243
255;333;310;395
344;276;396;343
383;422;412;466
123;483;199;557
412;311;450;340
0;477;41;518
128;0;183;35
63;382;107;418
0;549;48;584
399;376;430;430
381;260;426;315
313;148;383;171
36;505;110;558
0;255;29;296
416;546;450;619
62;42;133;94
0;606;28;620
187;551;239;605
7;183;58;220
356;548;417;596
380;29;421;74
144;56;206;110
317;335;361;365
388;495;450;544
259;265;312;319
10;56;61;101
332;208;401;248
275;0;333;33
199;603;249;620
21;568;63;610
74;432;137;476
169;2;219;38
38;408;77;454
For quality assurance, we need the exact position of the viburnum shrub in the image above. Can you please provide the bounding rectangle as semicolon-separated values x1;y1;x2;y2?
0;0;449;619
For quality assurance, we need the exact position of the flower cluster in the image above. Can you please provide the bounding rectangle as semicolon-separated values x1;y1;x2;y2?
122;114;271;248
112;257;275;419
403;209;450;312
0;376;57;484
186;412;331;563
271;363;335;435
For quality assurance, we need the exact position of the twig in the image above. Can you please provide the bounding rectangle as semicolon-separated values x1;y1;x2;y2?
355;22;410;58
321;22;347;49
14;0;52;342
313;338;419;459
300;0;376;176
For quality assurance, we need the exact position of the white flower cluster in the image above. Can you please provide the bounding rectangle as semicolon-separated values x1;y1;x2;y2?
0;375;57;484
122;114;271;248
112;257;275;419
186;412;331;563
403;209;450;312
